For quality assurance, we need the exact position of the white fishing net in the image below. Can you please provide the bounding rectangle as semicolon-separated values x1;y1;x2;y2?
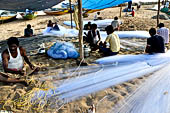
110;63;170;113
31;52;170;111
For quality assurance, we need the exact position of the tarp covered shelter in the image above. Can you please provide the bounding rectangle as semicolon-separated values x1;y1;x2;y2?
0;0;64;12
82;0;132;9
0;0;133;11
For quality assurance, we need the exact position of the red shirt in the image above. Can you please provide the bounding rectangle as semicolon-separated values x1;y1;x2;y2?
132;10;135;17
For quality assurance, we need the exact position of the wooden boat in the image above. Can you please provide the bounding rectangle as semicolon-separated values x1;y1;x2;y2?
0;11;17;23
84;9;103;14
44;9;69;16
21;12;37;20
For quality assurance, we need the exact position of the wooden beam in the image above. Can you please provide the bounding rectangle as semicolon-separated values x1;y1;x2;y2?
78;0;84;59
157;0;161;26
119;4;122;17
69;0;73;29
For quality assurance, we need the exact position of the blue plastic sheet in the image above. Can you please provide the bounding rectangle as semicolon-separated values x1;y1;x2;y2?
82;0;132;9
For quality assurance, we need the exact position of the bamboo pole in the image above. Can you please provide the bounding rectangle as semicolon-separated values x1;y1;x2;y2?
157;0;161;26
78;0;84;59
69;0;73;28
119;4;122;17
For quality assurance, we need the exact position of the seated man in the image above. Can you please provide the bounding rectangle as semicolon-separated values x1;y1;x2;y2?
24;24;33;37
94;12;103;21
87;24;101;50
46;20;54;32
111;16;120;31
145;28;165;54
131;7;135;17
84;22;92;30
157;23;169;44
53;22;60;31
99;25;120;56
1;37;38;83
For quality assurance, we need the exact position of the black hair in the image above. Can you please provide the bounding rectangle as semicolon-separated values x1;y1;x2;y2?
105;25;114;33
91;24;97;29
48;20;52;23
158;23;164;28
149;28;156;36
97;12;100;15
7;37;19;46
114;16;118;20
27;24;31;28
88;22;91;24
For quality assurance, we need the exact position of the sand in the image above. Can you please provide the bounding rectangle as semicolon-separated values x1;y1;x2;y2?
0;4;169;113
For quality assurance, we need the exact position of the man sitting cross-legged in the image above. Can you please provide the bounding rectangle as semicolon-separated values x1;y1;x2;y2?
1;37;39;83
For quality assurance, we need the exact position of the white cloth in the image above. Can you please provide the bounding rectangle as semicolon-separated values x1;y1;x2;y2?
157;27;169;44
8;48;24;70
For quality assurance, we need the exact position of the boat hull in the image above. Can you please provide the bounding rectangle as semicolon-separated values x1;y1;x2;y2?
22;14;37;20
0;15;17;23
44;9;69;15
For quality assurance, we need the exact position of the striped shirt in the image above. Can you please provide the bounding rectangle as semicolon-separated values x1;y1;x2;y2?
157;27;169;44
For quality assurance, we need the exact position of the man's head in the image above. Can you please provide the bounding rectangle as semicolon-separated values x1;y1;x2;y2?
88;22;91;25
158;23;164;28
27;24;31;29
48;20;52;23
114;16;118;20
7;37;19;53
105;25;114;35
91;24;97;30
149;28;156;36
132;7;134;10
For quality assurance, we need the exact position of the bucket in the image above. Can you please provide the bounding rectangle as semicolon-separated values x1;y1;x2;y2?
84;45;90;57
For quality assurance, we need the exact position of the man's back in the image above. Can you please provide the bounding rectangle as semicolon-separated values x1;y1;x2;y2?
111;20;119;30
105;33;120;52
147;35;165;53
24;28;33;37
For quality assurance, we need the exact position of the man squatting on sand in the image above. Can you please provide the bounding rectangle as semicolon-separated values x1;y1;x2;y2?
0;37;39;83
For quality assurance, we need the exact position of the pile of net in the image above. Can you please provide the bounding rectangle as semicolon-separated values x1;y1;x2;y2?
47;41;79;59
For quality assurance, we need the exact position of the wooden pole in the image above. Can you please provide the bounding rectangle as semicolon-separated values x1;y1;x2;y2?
157;0;161;26
69;0;73;29
119;4;122;17
78;0;84;59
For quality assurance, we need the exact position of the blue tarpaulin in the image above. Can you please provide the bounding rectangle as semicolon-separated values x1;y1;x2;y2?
82;0;132;9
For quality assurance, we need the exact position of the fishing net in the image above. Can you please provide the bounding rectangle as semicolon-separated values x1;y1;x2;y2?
1;51;170;112
110;63;170;113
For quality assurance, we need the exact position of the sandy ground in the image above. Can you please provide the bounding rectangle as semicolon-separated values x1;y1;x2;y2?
0;4;170;113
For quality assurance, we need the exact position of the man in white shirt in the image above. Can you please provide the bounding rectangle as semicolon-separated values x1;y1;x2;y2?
157;23;169;44
94;12;102;21
111;16;120;31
